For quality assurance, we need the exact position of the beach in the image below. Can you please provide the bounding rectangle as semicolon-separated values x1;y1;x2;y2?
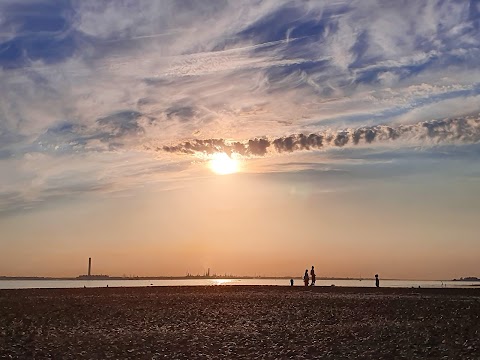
1;286;479;359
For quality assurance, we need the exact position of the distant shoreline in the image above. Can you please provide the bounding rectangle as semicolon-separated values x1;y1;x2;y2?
0;276;366;281
1;276;479;281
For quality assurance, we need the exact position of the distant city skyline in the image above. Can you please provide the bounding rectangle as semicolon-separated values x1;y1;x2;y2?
1;1;480;280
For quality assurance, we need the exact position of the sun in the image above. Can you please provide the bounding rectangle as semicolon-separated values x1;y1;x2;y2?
208;152;239;175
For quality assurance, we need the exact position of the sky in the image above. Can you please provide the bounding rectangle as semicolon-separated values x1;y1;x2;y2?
1;0;480;280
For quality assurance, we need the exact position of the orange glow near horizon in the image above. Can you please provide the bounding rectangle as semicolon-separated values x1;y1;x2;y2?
208;153;239;175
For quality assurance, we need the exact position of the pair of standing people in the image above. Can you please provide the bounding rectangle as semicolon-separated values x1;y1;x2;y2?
304;266;316;286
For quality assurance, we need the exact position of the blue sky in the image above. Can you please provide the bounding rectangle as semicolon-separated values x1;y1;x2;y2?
1;1;480;278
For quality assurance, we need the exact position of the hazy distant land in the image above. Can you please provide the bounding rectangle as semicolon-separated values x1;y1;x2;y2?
1;275;479;281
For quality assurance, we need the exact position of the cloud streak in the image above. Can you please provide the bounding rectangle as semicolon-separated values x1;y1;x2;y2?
162;116;480;157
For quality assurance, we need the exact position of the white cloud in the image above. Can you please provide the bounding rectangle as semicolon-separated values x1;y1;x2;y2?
393;95;480;125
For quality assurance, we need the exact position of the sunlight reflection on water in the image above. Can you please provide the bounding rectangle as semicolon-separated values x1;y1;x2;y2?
211;279;234;285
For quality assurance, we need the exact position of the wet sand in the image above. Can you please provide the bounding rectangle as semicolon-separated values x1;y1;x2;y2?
1;286;479;359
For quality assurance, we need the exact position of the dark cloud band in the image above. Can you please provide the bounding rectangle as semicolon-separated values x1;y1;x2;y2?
162;117;480;157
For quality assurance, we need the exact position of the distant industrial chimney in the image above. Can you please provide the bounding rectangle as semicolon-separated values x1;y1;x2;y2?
88;257;91;277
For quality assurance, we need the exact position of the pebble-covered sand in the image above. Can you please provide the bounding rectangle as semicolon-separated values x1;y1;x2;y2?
1;286;479;359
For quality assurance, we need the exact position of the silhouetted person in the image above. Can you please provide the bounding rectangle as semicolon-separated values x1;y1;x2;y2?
290;278;294;286
375;274;380;288
310;266;316;286
304;270;309;287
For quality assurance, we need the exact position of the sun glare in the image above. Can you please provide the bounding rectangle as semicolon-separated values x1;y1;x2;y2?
209;152;239;175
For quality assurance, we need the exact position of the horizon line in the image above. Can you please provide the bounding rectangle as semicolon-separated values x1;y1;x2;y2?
1;275;475;282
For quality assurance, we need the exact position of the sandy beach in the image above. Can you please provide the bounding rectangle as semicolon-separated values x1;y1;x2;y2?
1;286;479;359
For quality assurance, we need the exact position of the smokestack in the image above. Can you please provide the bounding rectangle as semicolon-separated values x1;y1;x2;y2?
88;257;91;277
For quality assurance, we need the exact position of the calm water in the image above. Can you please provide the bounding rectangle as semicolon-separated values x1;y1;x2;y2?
0;278;478;289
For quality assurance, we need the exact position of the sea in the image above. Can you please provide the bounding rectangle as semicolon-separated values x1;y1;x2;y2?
0;278;478;289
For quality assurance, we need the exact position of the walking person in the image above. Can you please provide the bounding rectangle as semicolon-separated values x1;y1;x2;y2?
375;274;380;288
303;269;309;287
310;266;316;286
